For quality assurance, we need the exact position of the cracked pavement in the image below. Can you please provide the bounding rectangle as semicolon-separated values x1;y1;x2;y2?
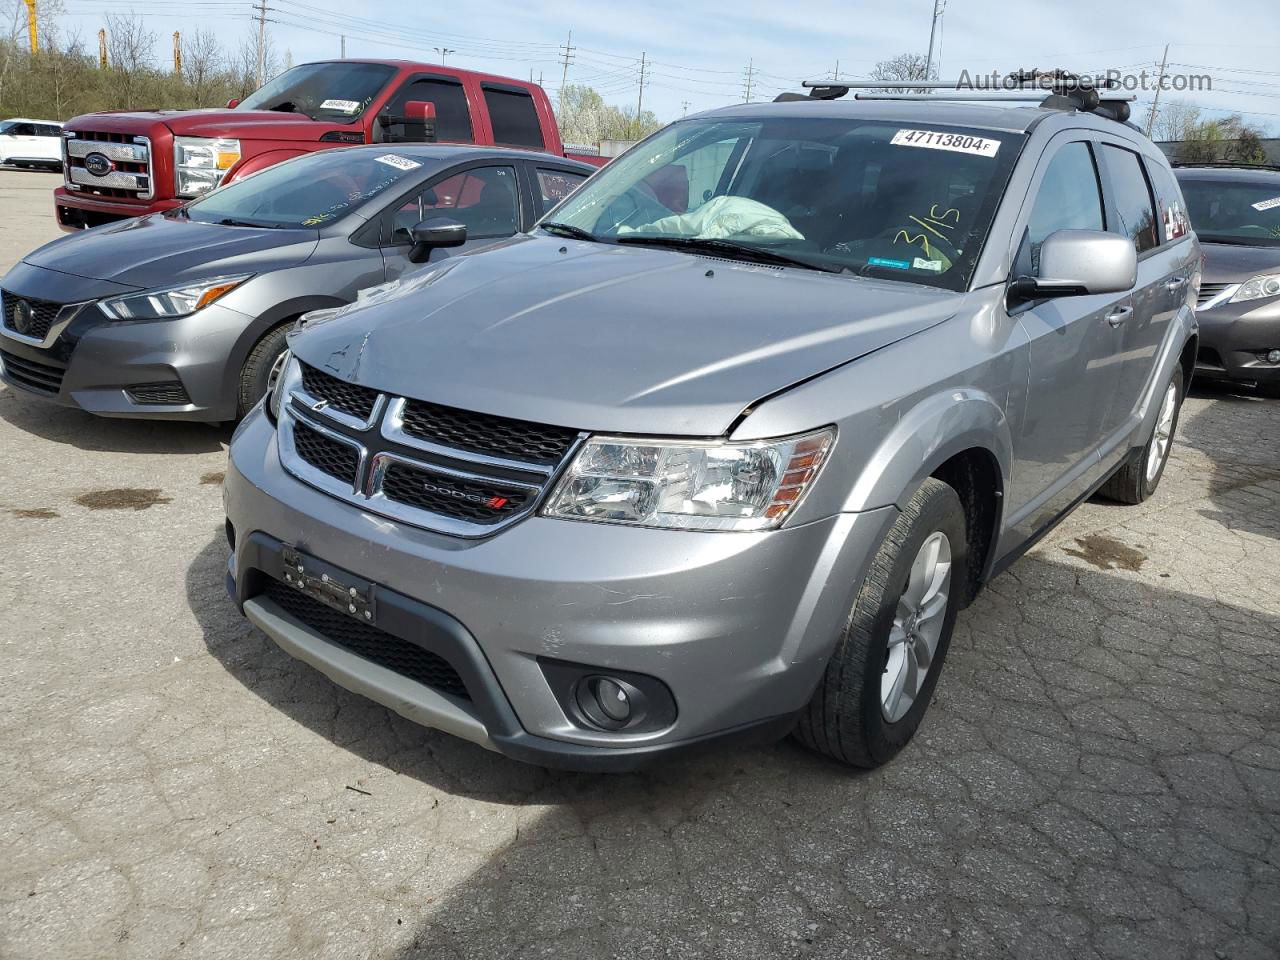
0;170;1277;959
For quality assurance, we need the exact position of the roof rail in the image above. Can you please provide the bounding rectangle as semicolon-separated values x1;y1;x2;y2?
1169;160;1280;172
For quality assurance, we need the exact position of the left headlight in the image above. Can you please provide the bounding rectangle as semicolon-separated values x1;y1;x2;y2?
1230;273;1280;303
99;275;250;321
174;136;241;198
543;428;835;532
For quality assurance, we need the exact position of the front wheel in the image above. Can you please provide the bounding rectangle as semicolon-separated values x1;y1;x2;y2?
1098;370;1184;504
237;323;293;418
794;477;968;768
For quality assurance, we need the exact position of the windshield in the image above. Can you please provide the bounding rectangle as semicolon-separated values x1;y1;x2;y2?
543;116;1024;290
1178;176;1280;247
181;149;427;228
237;62;396;123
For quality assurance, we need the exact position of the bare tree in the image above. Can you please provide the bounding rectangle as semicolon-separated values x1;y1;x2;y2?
233;33;276;98
182;27;223;106
870;52;936;94
105;12;157;107
1150;99;1202;143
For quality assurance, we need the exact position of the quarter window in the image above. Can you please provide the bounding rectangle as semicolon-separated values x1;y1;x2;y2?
1103;145;1159;254
1017;141;1105;275
388;165;519;242
1144;158;1190;245
483;87;544;149
536;168;588;210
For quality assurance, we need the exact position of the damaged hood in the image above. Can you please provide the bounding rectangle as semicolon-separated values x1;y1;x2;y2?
292;234;961;436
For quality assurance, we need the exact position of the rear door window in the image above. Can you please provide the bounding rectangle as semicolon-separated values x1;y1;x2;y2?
1102;145;1159;254
483;87;545;149
381;77;473;144
536;167;588;211
1016;141;1105;275
386;165;520;242
1144;158;1191;244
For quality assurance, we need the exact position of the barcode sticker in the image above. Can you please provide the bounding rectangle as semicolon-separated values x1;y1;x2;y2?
375;154;422;172
1252;195;1280;212
320;99;361;113
891;129;1001;157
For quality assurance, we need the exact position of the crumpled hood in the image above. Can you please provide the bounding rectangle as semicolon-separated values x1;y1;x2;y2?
293;235;961;436
22;214;317;288
1200;241;1280;284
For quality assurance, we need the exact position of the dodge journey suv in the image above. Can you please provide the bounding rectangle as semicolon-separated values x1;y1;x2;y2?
223;91;1199;770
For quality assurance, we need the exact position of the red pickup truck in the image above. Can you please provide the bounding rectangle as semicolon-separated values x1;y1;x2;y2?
55;59;604;231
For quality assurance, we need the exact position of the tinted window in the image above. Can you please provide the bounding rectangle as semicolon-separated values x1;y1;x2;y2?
9;123;36;136
388;165;519;242
382;78;472;144
483;87;544;148
536;167;588;210
1144;159;1190;245
1016;141;1104;275
1177;175;1280;247
1103;146;1159;254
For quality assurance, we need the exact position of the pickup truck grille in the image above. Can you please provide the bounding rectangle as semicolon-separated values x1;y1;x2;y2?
278;360;583;537
63;131;153;200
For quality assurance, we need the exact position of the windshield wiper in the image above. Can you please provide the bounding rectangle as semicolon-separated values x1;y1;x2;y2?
540;222;598;242
614;235;839;273
216;217;283;228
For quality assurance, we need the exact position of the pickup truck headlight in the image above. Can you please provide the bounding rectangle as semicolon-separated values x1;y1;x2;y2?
543;428;834;531
174;136;241;198
1230;273;1280;303
99;275;250;321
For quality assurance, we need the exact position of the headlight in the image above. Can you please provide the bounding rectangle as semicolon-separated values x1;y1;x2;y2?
99;275;250;321
174;136;241;198
543;428;835;531
267;351;298;423
1230;273;1280;303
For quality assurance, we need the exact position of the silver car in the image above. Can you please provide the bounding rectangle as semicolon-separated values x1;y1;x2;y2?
0;145;592;419
224;96;1200;770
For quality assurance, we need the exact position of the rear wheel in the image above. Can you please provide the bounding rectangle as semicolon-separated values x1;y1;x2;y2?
237;323;293;419
1098;370;1183;504
794;477;967;768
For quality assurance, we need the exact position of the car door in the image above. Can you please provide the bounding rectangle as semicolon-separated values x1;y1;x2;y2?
1091;141;1187;470
36;125;62;162
1005;135;1131;543
377;162;523;282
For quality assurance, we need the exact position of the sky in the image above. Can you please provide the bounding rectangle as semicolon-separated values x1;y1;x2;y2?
57;0;1280;134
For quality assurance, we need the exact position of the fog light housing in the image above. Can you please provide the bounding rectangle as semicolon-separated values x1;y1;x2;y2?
576;676;638;730
539;658;677;734
1266;349;1280;365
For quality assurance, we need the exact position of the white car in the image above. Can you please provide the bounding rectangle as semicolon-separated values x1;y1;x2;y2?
0;119;63;170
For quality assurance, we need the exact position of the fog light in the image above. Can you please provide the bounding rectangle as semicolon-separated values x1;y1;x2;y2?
577;676;638;730
1267;349;1280;364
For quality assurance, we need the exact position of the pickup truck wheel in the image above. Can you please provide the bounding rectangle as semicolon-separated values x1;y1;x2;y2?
237;323;293;418
794;477;967;768
1098;371;1183;504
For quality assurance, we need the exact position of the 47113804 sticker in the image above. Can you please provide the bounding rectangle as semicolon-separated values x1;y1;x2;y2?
891;129;1001;158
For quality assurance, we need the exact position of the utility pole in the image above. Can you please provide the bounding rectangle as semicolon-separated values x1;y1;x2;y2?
681;100;691;116
742;58;755;102
97;27;107;69
1144;44;1170;138
23;0;36;54
924;0;945;80
635;52;648;136
340;35;345;57
558;30;575;101
831;59;840;82
254;0;267;88
173;31;182;74
433;46;455;65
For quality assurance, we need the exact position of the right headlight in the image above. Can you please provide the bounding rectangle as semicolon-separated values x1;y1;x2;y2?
1230;273;1280;303
542;428;834;531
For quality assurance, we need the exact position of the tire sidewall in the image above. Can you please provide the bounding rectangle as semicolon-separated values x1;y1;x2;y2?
1140;372;1184;498
238;325;292;417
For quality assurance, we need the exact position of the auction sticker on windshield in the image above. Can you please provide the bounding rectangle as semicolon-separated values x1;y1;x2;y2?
320;99;361;113
891;129;1001;157
1252;196;1280;212
375;155;422;172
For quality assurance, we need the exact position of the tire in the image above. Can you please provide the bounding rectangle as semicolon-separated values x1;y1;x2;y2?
237;322;293;418
794;477;968;768
1098;370;1183;505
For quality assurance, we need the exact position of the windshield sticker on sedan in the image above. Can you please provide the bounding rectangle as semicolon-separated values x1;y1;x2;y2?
891;129;1001;157
320;99;361;114
1252;196;1280;212
375;154;422;172
913;257;944;272
868;257;911;271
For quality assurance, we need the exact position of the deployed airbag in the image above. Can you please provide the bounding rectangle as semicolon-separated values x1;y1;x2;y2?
621;196;804;241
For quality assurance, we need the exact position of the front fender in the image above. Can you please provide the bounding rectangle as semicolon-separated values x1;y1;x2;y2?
225;149;311;184
842;388;1013;514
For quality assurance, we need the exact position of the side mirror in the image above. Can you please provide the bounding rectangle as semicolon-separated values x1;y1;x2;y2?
404;100;437;141
226;98;240;109
408;217;466;263
1010;229;1137;300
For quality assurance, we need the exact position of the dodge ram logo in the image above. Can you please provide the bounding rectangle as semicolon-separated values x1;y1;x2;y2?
83;152;113;177
10;299;33;336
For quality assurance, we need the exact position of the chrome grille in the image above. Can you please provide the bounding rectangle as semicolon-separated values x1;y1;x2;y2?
276;359;582;538
63;132;153;200
1196;282;1234;310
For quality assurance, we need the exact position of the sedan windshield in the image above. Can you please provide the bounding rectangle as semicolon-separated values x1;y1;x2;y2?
1178;176;1280;247
237;62;395;123
543;116;1024;290
181;149;426;228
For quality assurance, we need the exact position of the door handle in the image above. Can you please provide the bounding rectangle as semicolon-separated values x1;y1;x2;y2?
1106;306;1133;327
1164;277;1187;291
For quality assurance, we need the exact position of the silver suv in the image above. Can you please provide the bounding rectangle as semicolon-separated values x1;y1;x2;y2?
223;92;1200;770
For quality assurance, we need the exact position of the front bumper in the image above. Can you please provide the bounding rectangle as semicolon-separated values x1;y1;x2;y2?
1195;294;1280;386
223;408;898;770
53;185;181;231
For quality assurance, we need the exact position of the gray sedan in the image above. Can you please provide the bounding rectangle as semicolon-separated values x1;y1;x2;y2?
0;145;593;420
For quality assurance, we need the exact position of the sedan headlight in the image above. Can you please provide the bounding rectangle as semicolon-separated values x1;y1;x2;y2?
174;136;241;198
1230;273;1280;303
543;428;835;531
99;275;250;321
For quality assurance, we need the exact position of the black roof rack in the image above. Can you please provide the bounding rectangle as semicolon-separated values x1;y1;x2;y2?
776;68;1137;125
1169;160;1280;171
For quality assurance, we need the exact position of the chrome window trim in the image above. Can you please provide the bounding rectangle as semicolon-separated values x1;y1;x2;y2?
0;292;90;348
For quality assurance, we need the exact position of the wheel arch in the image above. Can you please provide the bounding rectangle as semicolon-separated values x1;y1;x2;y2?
220;295;350;402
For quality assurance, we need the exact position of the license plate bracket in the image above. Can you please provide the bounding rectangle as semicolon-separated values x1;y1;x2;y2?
281;546;376;625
